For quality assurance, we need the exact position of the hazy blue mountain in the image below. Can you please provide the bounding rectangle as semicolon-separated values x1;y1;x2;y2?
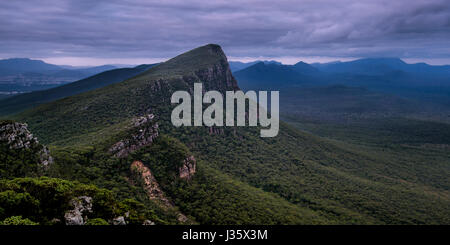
314;58;450;77
46;65;118;80
0;58;117;77
292;61;320;75
229;60;282;72
76;65;117;75
0;58;62;75
233;57;450;123
0;58;121;95
0;64;156;116
229;61;259;72
236;58;450;106
311;61;342;69
233;61;318;90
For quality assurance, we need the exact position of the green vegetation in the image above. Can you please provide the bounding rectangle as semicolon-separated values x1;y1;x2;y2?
1;44;448;224
0;216;38;225
85;218;109;225
0;177;174;225
0;64;155;116
131;135;327;224
0;120;45;178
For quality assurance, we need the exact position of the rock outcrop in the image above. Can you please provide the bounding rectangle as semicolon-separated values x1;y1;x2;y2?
64;196;93;225
109;114;159;158
130;160;172;207
143;220;155;225
130;160;192;223
194;61;239;94
179;155;196;180
112;216;127;225
0;120;53;167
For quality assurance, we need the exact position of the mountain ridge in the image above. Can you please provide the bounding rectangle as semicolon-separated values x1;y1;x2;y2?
0;64;157;116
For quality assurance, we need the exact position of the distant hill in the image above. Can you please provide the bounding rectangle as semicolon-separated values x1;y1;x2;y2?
229;60;282;72
234;58;450;108
292;61;320;75
314;58;408;75
0;64;156;116
0;58;117;77
0;58;62;75
49;65;117;78
233;61;317;90
229;61;259;72
233;60;449;122
313;57;450;77
0;58;120;95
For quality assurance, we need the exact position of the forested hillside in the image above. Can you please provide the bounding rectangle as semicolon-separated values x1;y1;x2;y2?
0;44;448;225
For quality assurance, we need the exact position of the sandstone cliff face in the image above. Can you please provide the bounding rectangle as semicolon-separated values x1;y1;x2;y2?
130;160;194;223
109;114;159;158
0;121;53;166
130;160;172;207
194;61;239;93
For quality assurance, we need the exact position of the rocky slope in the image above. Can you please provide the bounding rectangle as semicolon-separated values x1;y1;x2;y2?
130;160;172;207
0;120;53;167
109;114;159;158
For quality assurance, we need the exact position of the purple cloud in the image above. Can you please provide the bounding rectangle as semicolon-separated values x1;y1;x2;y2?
0;0;449;64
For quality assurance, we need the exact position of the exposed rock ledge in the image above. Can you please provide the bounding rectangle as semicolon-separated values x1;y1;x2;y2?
64;196;93;225
130;160;172;207
130;160;192;223
109;114;159;158
0;121;53;166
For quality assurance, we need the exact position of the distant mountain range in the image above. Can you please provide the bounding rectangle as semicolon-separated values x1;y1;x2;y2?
0;58;120;95
228;60;282;72
233;57;450;124
0;58;118;77
0;64;157;116
232;57;450;78
234;57;450;92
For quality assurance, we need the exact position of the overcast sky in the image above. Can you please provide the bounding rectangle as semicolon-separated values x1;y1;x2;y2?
1;0;449;65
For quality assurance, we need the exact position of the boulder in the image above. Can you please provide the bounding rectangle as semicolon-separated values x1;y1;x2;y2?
64;196;93;225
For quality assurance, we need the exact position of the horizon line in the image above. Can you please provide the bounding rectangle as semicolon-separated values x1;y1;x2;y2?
1;56;450;67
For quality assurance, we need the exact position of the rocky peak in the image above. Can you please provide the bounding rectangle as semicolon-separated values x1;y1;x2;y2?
148;44;240;94
194;60;239;94
192;44;240;93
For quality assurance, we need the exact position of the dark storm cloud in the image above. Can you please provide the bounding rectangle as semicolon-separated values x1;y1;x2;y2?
0;0;449;63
